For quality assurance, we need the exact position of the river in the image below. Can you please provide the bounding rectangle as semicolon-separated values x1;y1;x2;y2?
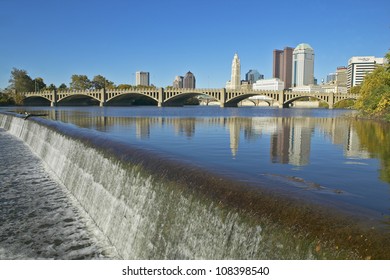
1;106;390;259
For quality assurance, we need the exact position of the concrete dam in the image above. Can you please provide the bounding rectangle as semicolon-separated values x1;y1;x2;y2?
1;112;389;259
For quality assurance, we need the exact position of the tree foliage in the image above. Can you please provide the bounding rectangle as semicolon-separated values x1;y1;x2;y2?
33;77;46;91
58;83;68;90
92;75;115;90
116;84;133;90
355;52;390;121
70;75;92;90
8;68;34;93
0;92;15;105
349;85;361;94
47;83;57;91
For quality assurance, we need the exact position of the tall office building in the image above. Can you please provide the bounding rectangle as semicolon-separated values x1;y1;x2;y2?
173;76;184;88
292;43;315;87
273;47;294;89
226;53;241;90
326;73;336;83
336;66;347;86
135;71;150;86
183;71;196;89
245;69;263;84
347;56;386;90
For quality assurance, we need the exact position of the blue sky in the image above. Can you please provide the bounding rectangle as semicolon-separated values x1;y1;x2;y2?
1;0;389;89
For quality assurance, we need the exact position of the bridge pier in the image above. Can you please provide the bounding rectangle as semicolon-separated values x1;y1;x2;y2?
328;93;334;109
99;88;106;107
50;90;58;107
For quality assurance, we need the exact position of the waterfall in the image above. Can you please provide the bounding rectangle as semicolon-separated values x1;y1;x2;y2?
1;113;385;259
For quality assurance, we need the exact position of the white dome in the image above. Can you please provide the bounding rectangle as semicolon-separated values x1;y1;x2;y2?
295;43;313;51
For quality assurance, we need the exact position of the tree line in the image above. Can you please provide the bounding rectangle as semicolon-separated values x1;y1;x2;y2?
0;68;157;105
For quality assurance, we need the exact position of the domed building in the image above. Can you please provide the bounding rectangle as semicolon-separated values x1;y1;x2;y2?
292;43;315;87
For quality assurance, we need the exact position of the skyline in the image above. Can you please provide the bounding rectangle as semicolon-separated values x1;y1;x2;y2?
1;0;389;90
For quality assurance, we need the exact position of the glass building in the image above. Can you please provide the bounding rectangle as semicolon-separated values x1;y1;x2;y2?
245;69;263;84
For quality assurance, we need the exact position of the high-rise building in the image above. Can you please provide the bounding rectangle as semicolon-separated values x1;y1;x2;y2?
326;73;336;84
183;71;196;89
336;67;347;86
245;69;263;84
273;47;294;89
173;76;183;88
347;56;386;90
135;71;150;86
226;53;241;90
292;43;315;87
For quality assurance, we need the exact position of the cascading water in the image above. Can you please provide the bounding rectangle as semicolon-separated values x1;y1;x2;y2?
1;113;389;259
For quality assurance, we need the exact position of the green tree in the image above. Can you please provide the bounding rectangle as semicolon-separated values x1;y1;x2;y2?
349;85;361;94
70;75;92;90
33;77;46;92
0;91;15;105
58;83;68;90
92;75;115;90
116;84;134;90
355;55;390;121
47;83;57;91
8;68;34;93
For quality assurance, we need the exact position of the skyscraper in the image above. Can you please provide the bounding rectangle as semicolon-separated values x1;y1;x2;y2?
336;66;347;86
273;47;294;89
347;56;386;90
173;76;184;88
292;43;315;87
245;69;263;84
135;71;150;86
226;53;241;90
183;71;196;89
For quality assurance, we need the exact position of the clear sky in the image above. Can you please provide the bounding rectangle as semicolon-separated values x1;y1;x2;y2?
1;0;389;89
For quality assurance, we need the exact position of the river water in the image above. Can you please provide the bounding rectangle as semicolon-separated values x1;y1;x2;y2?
1;106;390;259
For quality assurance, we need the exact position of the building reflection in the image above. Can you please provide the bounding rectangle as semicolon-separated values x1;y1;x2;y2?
48;110;372;167
270;118;313;166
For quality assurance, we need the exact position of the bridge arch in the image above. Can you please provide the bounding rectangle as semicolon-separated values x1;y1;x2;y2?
225;92;279;107
106;92;158;106
283;95;330;108
333;97;357;108
23;95;51;106
57;93;101;106
163;92;205;106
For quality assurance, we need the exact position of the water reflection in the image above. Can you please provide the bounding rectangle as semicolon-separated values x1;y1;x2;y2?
42;109;390;186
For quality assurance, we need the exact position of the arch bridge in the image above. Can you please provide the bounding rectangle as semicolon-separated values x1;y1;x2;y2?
22;88;358;109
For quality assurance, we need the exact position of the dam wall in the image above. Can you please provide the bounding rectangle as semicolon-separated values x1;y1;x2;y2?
1;113;386;259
